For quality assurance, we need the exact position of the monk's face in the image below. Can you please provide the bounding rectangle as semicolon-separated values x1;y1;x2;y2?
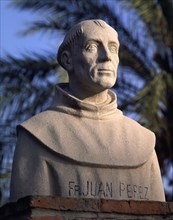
70;23;119;91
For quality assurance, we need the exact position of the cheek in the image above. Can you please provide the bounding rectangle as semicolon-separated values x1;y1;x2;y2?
113;56;119;67
82;52;97;65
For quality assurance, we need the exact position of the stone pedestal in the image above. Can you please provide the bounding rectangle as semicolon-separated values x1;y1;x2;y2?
0;196;173;219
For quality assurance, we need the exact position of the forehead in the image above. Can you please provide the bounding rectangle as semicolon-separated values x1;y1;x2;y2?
81;23;119;45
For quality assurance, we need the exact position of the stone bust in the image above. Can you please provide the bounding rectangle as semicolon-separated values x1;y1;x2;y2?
10;19;165;202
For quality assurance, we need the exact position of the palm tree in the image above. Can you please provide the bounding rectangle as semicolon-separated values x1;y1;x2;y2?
0;0;172;202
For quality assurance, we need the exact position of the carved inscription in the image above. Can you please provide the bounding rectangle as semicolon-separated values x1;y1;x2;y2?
69;181;112;198
119;182;149;200
68;180;149;200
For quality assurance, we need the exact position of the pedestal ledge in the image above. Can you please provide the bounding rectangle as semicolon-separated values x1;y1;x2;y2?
0;196;173;220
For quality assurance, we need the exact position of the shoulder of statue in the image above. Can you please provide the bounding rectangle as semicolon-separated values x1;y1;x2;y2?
122;115;155;140
120;114;155;154
17;109;60;134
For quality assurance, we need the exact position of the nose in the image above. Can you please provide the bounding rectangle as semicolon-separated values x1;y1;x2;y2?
98;46;111;62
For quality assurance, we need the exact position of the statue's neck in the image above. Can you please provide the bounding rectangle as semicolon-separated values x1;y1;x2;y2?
67;82;109;105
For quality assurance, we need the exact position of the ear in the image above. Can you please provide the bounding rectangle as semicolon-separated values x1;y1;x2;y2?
61;51;73;71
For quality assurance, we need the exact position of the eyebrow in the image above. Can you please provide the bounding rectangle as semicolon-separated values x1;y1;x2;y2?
84;39;119;47
108;41;120;47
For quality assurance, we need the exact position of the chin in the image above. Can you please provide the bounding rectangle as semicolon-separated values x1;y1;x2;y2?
97;78;116;90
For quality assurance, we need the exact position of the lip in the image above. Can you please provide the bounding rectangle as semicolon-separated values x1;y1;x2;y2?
98;69;114;73
98;69;114;77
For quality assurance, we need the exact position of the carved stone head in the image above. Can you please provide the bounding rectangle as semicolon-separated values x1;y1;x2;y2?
57;20;119;91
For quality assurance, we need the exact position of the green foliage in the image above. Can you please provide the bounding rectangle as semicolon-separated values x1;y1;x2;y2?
135;71;173;131
1;54;58;117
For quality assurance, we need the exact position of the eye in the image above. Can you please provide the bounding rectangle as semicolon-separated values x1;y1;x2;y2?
85;43;98;52
109;45;118;53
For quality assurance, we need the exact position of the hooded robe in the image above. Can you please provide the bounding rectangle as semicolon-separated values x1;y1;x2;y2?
10;84;165;202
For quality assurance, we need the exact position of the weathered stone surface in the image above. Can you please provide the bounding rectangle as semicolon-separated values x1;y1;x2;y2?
101;199;169;215
0;197;173;220
30;196;100;212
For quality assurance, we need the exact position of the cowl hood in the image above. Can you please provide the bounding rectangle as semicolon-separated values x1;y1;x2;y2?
50;83;121;120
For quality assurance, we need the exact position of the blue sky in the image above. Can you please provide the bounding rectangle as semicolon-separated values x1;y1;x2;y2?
0;0;59;59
